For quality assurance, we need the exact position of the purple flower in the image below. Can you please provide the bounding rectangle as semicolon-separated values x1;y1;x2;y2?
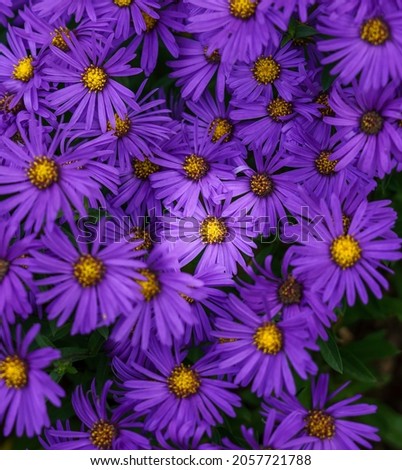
265;374;380;449
0;323;64;437
276;0;316;23
44;34;141;132
113;340;240;438
0;0;13;27
32;0;98;22
44;380;150;450
30;226;145;335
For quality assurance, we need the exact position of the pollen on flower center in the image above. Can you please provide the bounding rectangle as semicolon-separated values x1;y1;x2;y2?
114;0;132;6
27;156;59;190
74;255;105;287
51;27;71;51
0;259;10;282
316;92;334;117
12;56;34;82
278;275;302;305
82;65;108;92
306;410;335;440
142;11;158;32
0;355;28;389
360;111;383;135
250;173;274;197
107;114;131;138
229;0;259;19
330;234;362;269
315;150;338;175
200;216;228;244
90;420;117;449
360;17;389;46
168;364;201;398
130;227;152;251
267;98;293;121
253;322;283;355
132;157;160;179
183;154;210;180
203;47;221;63
137;268;160;301
208;118;233;143
252;56;281;85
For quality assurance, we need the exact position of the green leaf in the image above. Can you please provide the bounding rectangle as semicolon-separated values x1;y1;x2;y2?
294;24;317;38
344;330;399;361
341;350;377;383
318;330;343;373
34;334;56;349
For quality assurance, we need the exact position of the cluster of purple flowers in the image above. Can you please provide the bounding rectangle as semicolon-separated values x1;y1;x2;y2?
1;0;400;450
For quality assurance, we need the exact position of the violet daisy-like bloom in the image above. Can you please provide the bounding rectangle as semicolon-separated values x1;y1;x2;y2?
44;380;150;450
0;119;119;232
44;34;141;132
111;244;203;350
165;197;257;276
32;0;97;22
168;37;229;103
317;1;402;90
0;323;64;437
265;374;380;449
0;26;48;113
325;83;402;177
214;294;318;397
289;194;402;308
113;340;240;438
0;0;13;27
228;42;306;102
186;0;287;65
30;226;145;335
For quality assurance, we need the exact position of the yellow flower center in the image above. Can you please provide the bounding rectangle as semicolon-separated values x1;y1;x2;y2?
90;420;117;449
315;150;338;175
82;65;108;92
250;173;274;197
229;0;259;19
316;92;334;117
252;56;281;85
183;154;210;180
142;11;158;32
200;216;228;244
27;156;59;190
278;275;302;305
306;410;335;440
51;27;71;51
130;227;152;251
330;234;362;269
360;18;389;46
360;111;383;135
267;98;293;121
0;92;24;114
167;364;201;398
253;322;283;355
208;118;233;143
0;355;28;389
137;269;160;301
114;0;132;6
0;259;10;282
107;114;131;138
12;56;34;82
132;157;160;180
203;47;221;63
74;255;105;287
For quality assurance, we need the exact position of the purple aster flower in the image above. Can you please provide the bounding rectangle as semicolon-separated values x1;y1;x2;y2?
0;26;49;113
168;36;229;103
0;119;119;232
325;83;402;177
96;0;160;39
164;196;257;276
0;323;64;437
44;380;150;450
113;340;240;438
150;122;238;216
230;88;319;155
186;0;287;65
30;226;145;335
277;0;316;23
265;374;380;449
32;0;97;22
289;194;402;308
44;34;141;132
0;0;13;27
0;217;37;324
213;294;318;397
111;244;203;350
317;2;402;90
228;42;306;102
